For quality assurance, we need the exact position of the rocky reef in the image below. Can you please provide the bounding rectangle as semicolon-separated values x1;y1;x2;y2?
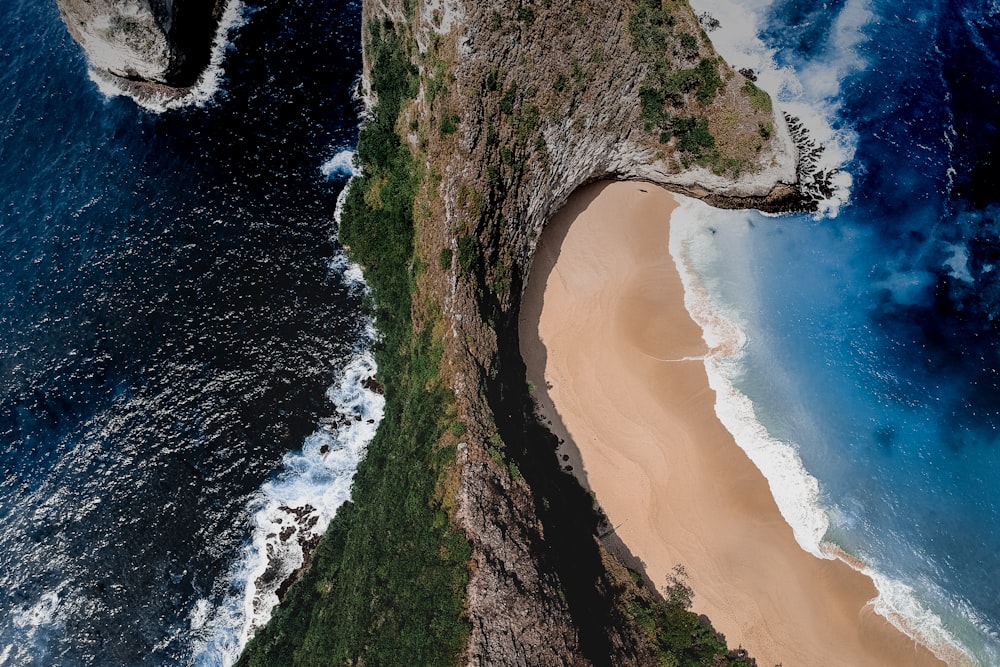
55;0;228;99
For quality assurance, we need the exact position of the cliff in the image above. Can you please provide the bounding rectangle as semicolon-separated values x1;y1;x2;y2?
55;0;228;99
239;0;818;665
398;1;804;663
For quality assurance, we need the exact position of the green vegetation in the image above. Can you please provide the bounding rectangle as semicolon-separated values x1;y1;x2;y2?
670;115;715;153
513;103;540;141
457;235;478;274
743;80;772;113
499;83;517;115
678;31;699;57
236;19;470;667
440;111;460;135
439;246;453;271
571;59;585;87
629;0;724;161
640;57;722;112
625;566;759;667
426;59;449;106
628;0;676;52
239;7;769;667
485;67;501;92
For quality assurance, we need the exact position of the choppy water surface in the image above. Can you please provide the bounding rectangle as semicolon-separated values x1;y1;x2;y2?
0;0;375;664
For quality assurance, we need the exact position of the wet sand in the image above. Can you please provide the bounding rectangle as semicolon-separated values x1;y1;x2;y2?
519;181;946;667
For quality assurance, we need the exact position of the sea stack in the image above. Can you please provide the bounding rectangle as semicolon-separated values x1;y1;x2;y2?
55;0;227;97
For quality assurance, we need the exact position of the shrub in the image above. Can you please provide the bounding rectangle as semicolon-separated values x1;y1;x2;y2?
457;235;478;274
628;0;675;51
678;32;698;57
671;115;715;153
499;84;517;115
440;111;460;135
743;80;773;113
485;67;501;92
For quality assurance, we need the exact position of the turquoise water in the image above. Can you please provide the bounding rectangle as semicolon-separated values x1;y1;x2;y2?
677;0;1000;662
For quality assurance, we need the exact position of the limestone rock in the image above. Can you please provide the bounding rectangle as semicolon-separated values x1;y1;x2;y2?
355;0;817;663
56;0;227;95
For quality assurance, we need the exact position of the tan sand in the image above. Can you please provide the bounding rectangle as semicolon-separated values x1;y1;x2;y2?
519;181;947;667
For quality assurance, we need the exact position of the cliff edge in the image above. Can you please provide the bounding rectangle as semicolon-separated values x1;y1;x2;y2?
400;1;805;663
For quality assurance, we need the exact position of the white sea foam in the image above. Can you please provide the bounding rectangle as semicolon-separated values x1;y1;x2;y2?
669;197;831;555
4;585;68;665
867;570;986;666
332;164;363;235
321;150;357;179
12;589;63;630
669;196;980;666
688;0;864;217
89;0;248;113
188;258;383;666
682;2;985;662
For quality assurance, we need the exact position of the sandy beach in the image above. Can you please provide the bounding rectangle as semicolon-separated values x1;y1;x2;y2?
519;181;946;666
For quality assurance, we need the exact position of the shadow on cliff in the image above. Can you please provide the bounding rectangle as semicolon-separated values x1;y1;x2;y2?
480;181;665;664
516;181;664;595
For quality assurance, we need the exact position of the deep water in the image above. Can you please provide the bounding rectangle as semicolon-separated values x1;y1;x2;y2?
0;0;365;664
680;0;1000;662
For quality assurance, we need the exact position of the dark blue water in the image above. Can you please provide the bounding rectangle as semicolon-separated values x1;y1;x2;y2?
680;0;1000;662
0;0;363;663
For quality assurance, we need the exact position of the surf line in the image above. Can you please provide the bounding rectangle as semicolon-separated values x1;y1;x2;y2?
639;353;708;363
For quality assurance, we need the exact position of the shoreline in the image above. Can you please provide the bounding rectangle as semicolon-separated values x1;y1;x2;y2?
519;180;946;667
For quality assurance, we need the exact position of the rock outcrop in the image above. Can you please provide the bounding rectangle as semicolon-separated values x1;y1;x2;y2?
56;0;228;98
352;0;814;663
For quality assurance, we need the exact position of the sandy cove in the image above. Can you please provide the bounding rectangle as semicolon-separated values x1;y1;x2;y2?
518;181;945;667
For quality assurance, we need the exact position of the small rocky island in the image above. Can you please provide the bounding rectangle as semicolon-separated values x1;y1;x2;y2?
55;0;228;99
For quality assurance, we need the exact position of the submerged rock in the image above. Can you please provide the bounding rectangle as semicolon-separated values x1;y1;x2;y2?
55;0;228;98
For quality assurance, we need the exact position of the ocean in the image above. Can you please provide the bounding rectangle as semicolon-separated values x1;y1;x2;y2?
676;0;1000;663
0;0;381;665
5;0;1000;664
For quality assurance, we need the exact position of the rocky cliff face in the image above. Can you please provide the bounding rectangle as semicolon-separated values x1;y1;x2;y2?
56;0;227;97
355;0;813;664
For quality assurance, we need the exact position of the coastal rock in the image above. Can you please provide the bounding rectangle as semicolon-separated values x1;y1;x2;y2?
456;456;588;666
356;0;814;663
55;0;227;97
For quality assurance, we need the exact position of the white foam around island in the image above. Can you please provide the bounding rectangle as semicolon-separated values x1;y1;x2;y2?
89;0;248;113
